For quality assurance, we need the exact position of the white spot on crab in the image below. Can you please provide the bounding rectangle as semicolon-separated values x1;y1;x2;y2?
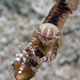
18;71;22;74
32;37;36;41
28;42;32;47
31;49;35;55
23;57;26;63
19;67;24;71
42;57;46;61
31;40;35;43
29;46;32;49
22;62;24;65
16;54;19;57
16;57;20;61
19;53;23;57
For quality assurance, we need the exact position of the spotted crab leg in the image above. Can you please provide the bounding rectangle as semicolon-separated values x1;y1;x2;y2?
41;55;56;62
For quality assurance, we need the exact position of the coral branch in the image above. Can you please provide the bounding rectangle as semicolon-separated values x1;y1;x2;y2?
43;0;79;30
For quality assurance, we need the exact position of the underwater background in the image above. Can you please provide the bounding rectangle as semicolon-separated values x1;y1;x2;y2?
0;0;80;80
